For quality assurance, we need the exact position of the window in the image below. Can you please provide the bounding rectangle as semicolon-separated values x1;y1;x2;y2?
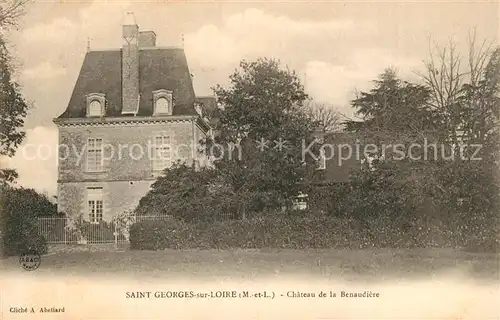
87;188;103;224
153;135;171;171
89;100;102;117
152;89;173;115
155;97;169;114
86;93;106;117
86;138;103;172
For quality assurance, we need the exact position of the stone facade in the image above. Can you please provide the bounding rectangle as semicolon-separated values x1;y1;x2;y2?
57;119;205;183
56;118;208;220
54;16;213;222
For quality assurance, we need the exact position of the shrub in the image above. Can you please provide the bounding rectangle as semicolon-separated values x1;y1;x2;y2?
129;211;500;252
0;185;60;257
129;218;197;250
135;163;225;222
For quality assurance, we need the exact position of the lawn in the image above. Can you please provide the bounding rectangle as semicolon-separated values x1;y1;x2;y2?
1;248;499;320
1;247;498;282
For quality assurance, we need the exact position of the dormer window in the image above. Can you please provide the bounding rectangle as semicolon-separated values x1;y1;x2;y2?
156;97;169;113
89;100;102;116
153;89;173;115
86;93;106;117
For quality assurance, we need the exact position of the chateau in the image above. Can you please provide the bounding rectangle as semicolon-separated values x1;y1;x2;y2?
54;14;214;222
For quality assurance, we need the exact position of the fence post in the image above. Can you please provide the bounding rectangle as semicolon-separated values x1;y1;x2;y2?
114;220;118;248
64;218;67;244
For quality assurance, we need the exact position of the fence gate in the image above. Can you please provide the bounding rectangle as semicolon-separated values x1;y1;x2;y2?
38;217;128;246
38;215;170;247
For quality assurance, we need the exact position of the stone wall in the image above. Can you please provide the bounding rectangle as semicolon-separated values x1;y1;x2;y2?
58;180;153;221
57;118;207;219
58;119;200;182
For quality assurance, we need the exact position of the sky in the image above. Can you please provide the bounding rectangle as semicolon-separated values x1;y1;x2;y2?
2;0;499;195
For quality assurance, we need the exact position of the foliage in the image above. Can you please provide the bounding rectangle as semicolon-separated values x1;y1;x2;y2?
0;0;29;30
0;1;30;184
0;185;60;257
129;214;498;251
205;58;319;214
133;46;499;253
129;218;191;250
346;68;439;134
332;47;500;252
416;38;500;224
136;162;235;222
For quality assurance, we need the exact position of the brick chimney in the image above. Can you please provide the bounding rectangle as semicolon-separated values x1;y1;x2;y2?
121;12;140;115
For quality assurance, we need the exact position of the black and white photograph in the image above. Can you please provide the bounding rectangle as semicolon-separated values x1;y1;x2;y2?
0;0;499;319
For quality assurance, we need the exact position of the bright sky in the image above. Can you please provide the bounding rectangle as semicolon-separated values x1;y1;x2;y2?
2;0;499;195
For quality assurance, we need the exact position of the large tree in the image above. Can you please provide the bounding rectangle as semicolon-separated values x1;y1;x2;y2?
418;32;499;150
418;35;499;219
0;0;30;183
346;68;439;134
339;70;443;221
207;58;319;216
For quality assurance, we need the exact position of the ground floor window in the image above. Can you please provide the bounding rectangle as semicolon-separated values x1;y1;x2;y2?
153;134;172;171
87;188;103;223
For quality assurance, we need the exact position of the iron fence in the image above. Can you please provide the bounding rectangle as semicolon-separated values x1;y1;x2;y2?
38;215;173;245
38;212;241;245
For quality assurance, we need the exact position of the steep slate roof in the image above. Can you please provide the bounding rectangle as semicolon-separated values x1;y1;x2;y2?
320;132;363;183
58;48;198;119
316;130;441;183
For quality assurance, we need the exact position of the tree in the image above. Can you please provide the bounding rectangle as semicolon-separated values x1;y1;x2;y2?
136;162;224;222
337;70;452;223
418;32;498;148
0;0;30;184
305;100;344;133
418;34;500;221
206;58;319;215
334;43;499;251
347;68;439;134
0;0;28;29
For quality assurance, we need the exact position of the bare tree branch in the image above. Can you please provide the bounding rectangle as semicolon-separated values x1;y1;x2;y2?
0;0;29;30
417;30;498;150
305;100;344;133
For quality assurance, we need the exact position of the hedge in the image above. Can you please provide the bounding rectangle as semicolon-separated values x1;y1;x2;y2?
0;186;57;257
129;214;500;251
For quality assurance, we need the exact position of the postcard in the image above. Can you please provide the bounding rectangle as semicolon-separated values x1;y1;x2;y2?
1;1;499;319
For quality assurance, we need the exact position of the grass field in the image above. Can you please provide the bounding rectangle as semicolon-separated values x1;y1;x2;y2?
1;248;499;319
1;248;498;281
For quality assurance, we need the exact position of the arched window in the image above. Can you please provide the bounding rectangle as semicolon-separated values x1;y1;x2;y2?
153;89;173;115
155;97;169;114
89;100;102;117
86;93;106;117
